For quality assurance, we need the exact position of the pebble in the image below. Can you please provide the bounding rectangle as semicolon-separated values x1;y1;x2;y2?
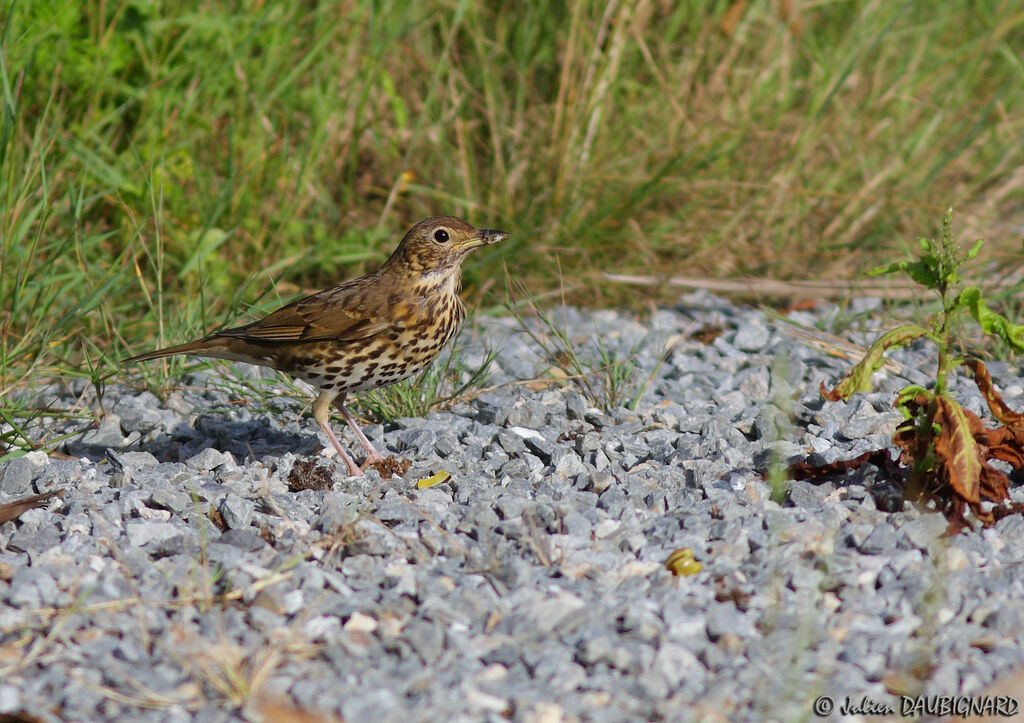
1;292;1022;720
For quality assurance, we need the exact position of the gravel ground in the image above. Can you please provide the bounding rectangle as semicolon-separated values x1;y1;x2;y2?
3;291;1024;722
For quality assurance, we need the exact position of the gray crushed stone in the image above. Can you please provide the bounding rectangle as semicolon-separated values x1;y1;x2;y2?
2;290;1024;721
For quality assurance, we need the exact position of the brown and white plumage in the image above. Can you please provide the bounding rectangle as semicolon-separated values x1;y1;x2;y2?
124;216;508;476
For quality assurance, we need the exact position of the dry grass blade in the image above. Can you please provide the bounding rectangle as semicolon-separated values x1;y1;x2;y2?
0;569;301;643
254;699;343;723
772;319;903;373
604;273;1024;302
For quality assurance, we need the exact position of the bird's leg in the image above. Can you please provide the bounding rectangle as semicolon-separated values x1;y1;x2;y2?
312;392;362;477
333;393;386;465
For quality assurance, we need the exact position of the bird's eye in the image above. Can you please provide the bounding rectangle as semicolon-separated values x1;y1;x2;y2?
433;229;450;243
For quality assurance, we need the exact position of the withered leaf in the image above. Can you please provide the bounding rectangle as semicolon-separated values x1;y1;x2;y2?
965;358;1024;431
893;416;930;470
0;710;50;723
932;395;985;505
793;368;1024;532
0;489;65;524
788;449;896;481
991;502;1024;525
820;325;929;401
980;463;1010;504
987;425;1024;468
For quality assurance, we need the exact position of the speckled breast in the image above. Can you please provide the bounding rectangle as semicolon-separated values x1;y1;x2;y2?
284;292;465;394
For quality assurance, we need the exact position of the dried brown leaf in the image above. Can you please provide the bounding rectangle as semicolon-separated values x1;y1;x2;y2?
790;372;1024;533
0;711;49;723
991;503;1024;525
689;324;723;345
893;418;930;470
787;449;896;481
980;464;1011;505
987;425;1024;468
0;489;64;524
965;358;1024;430
932;395;985;505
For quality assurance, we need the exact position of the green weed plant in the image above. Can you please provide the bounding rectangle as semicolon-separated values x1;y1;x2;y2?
794;210;1024;531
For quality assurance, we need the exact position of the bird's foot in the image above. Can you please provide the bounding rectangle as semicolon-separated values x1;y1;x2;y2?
318;421;363;477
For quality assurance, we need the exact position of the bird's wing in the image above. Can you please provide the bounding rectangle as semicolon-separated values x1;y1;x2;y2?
216;278;397;344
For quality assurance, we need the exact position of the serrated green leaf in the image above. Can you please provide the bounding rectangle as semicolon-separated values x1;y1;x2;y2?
868;258;941;288
868;261;905;277
961;287;1024;353
965;238;984;260
821;325;930;401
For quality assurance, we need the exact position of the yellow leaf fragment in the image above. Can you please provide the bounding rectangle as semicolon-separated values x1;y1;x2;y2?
416;470;451;489
665;548;703;576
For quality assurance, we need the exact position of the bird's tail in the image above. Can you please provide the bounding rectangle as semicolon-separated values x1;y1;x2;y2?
121;337;231;365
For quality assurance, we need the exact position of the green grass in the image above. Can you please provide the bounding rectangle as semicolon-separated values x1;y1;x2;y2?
504;273;670;413
358;338;498;421
3;1;1024;448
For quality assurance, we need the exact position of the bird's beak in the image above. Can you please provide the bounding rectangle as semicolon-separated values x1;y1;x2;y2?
477;229;509;246
452;227;508;250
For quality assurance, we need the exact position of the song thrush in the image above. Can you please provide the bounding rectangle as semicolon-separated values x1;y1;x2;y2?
123;216;507;476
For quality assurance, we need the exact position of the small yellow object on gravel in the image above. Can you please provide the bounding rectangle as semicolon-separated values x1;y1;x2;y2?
665;548;702;576
416;470;451;489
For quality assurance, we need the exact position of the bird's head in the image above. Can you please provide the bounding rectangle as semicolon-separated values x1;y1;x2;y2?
384;216;508;274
